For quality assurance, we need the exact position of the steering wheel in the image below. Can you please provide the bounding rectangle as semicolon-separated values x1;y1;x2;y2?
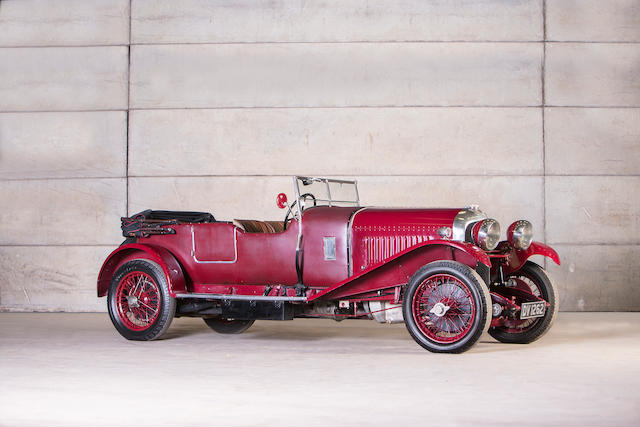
283;193;316;230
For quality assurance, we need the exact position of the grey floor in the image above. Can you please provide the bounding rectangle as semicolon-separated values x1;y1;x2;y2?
0;312;638;426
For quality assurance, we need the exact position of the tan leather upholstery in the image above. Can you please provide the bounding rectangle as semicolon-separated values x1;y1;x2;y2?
233;219;285;234
264;221;285;233
232;219;246;231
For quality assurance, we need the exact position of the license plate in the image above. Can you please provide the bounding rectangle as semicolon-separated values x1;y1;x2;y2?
520;301;546;320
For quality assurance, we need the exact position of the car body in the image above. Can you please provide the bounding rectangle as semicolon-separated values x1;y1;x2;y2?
98;176;560;353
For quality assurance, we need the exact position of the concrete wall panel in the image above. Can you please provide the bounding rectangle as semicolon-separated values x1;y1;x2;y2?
546;245;640;311
1;2;638;312
129;176;544;236
545;108;640;175
546;43;640;107
129;176;292;221
130;43;542;108
547;0;640;42
0;179;126;245
132;0;543;43
0;246;113;312
0;112;127;179
0;47;128;111
0;0;129;47
546;176;640;244
129;108;542;177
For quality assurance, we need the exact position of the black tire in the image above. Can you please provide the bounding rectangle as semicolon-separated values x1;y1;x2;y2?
403;261;491;354
203;318;255;334
489;261;558;344
107;259;176;341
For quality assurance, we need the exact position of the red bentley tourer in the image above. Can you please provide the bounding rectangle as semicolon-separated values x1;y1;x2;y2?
98;176;559;353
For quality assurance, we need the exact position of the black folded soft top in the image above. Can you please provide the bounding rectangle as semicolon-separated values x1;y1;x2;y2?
121;210;215;238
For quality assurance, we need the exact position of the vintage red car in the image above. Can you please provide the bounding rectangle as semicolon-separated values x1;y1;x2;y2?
97;176;560;353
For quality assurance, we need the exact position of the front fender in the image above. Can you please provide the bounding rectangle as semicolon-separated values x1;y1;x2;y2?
97;243;187;298
309;240;490;301
502;241;560;275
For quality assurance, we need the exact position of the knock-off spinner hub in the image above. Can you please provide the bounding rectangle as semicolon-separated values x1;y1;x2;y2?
126;295;140;308
429;302;451;318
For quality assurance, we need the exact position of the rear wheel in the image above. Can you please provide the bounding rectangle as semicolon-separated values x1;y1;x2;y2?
403;261;491;353
108;259;176;340
489;262;558;344
203;318;255;334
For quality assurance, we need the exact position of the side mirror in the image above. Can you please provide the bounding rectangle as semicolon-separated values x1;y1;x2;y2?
276;193;288;209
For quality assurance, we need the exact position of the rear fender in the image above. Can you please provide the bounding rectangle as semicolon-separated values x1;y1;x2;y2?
97;244;187;297
501;241;561;275
309;240;490;301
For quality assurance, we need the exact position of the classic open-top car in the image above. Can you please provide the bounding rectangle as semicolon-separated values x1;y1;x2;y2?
97;176;560;353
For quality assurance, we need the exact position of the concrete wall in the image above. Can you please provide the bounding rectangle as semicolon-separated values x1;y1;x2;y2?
0;0;638;312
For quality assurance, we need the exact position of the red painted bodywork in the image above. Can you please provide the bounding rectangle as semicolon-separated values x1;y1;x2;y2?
309;240;489;301
299;207;357;285
98;201;559;305
144;221;299;291
97;243;187;298
350;208;461;272
491;240;561;277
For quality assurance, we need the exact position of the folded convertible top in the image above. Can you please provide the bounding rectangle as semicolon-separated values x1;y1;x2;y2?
121;209;215;238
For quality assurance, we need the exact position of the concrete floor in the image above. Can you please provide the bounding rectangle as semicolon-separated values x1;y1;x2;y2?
0;313;638;426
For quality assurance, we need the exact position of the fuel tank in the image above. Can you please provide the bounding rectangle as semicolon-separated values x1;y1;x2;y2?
350;208;484;272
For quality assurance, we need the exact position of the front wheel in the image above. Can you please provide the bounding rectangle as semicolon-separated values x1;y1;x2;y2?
107;259;176;340
403;261;491;353
489;262;558;344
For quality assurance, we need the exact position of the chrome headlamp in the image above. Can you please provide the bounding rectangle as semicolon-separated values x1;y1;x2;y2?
471;219;501;251
507;220;533;250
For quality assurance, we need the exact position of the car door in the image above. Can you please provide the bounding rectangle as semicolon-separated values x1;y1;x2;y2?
191;223;237;263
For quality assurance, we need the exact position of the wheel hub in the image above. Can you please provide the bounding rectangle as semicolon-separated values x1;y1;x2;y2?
429;302;451;318
492;303;503;317
126;295;140;308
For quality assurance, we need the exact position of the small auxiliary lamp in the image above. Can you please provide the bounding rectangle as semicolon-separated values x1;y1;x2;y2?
276;193;288;209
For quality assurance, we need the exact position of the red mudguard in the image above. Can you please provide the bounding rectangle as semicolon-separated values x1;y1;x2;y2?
503;241;560;275
97;244;187;298
309;240;490;301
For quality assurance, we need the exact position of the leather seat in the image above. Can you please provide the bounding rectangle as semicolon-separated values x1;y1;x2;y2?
233;219;284;233
264;221;285;233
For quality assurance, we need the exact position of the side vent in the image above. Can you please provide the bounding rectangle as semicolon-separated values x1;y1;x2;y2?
361;235;430;268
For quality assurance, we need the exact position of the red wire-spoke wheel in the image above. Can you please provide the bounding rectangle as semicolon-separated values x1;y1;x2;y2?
403;261;491;353
116;271;160;331
499;275;542;334
489;261;558;344
412;274;476;343
108;259;176;341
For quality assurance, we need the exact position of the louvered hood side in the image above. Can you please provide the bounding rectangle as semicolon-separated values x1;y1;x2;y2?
350;208;461;272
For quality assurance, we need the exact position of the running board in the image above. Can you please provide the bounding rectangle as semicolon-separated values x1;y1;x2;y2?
174;293;307;302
